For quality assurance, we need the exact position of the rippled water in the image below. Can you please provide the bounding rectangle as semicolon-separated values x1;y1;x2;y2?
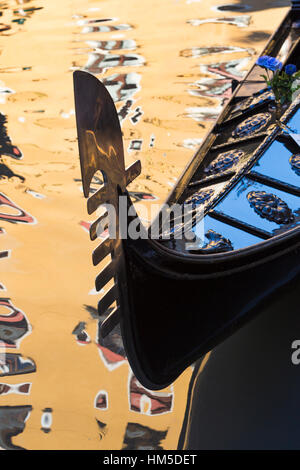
0;0;288;450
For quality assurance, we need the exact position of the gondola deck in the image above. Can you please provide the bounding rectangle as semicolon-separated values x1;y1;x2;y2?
74;5;300;390
163;98;300;253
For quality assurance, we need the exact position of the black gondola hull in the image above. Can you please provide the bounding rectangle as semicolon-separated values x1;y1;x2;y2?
120;230;300;389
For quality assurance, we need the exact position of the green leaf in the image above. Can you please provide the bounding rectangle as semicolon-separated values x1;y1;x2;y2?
260;74;268;81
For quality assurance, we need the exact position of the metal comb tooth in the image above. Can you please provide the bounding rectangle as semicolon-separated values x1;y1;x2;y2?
87;186;108;215
92;237;115;266
74;70;141;338
100;306;120;338
89;212;109;241
98;284;119;315
125;160;142;186
95;258;117;291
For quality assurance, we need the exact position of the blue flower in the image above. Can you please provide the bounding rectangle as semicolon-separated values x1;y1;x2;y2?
285;64;297;75
256;55;283;72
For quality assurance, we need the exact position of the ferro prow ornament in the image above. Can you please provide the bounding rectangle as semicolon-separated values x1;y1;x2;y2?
73;71;141;339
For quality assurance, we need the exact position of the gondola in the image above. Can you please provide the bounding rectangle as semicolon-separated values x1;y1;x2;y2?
73;1;300;391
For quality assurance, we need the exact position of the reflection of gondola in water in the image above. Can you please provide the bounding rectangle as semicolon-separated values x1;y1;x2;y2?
73;2;300;392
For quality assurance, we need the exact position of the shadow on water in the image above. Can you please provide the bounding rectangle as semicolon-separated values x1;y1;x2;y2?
242;31;271;42
216;0;290;12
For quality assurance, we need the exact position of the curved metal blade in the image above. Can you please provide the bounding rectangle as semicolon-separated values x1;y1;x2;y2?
73;70;126;198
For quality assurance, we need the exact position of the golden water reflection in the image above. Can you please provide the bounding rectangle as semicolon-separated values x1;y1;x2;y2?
0;0;287;450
